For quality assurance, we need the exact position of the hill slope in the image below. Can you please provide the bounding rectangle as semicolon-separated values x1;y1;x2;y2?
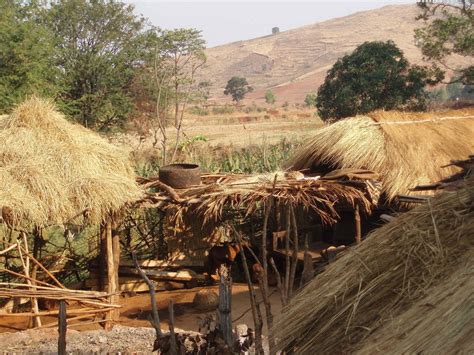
199;5;468;104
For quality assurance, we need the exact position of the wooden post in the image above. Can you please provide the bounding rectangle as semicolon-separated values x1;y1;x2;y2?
58;300;67;355
111;218;120;322
18;232;41;328
354;204;362;244
105;219;117;329
98;223;107;292
218;265;233;347
132;253;162;337
288;206;299;299
235;233;264;355
168;300;177;355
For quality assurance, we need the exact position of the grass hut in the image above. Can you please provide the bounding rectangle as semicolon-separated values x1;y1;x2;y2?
272;173;474;353
286;109;474;203
0;97;142;327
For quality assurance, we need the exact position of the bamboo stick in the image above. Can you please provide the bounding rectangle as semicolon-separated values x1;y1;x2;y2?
18;245;65;288
0;243;17;255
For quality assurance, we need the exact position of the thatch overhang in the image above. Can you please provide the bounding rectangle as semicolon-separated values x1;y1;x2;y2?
272;173;474;354
285;109;474;203
137;169;380;227
0;97;143;229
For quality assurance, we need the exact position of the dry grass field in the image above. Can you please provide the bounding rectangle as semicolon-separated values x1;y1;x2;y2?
182;106;322;146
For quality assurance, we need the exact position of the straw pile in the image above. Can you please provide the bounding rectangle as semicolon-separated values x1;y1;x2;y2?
286;109;474;202
272;174;474;353
139;170;379;226
0;97;142;228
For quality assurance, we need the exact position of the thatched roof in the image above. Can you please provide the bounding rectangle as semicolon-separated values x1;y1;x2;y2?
286;109;474;202
138;169;380;226
0;97;142;228
272;174;474;353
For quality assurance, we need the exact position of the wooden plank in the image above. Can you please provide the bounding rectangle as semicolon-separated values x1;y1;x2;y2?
118;267;205;282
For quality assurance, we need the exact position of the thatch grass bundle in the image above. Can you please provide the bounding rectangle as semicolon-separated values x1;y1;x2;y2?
286;109;474;202
272;174;474;353
140;170;377;226
0;97;142;228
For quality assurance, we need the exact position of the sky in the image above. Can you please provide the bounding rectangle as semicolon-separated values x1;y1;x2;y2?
126;0;414;47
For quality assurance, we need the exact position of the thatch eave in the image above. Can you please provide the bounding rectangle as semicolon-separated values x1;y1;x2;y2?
0;97;143;229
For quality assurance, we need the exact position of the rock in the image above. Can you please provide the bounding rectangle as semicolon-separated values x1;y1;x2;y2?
192;289;219;312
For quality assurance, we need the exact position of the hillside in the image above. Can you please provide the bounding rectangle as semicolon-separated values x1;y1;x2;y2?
199;5;469;104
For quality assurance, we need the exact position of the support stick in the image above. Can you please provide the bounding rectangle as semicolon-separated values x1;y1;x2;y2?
58;300;67;355
218;265;233;347
288;206;299;299
132;252;162;337
235;232;264;355
168;300;178;355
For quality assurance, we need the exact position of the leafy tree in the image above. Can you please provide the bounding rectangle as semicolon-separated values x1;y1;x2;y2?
0;0;59;112
155;28;206;128
132;27;207;164
304;93;317;107
265;90;276;104
45;0;152;130
416;0;473;85
224;77;253;103
316;41;441;121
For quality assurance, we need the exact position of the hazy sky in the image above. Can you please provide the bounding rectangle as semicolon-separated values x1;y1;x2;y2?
126;0;414;47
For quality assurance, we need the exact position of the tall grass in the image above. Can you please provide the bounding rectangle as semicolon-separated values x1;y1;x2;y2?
134;137;302;177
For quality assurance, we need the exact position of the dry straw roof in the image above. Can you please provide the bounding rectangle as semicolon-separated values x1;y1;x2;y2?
286;109;474;202
0;97;142;228
139;170;379;226
273;174;474;354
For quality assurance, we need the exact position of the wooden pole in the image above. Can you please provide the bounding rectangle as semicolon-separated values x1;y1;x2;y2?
288;206;299;299
283;206;291;304
354;204;362;244
105;219;116;330
58;300;67;355
99;223;106;292
235;232;264;355
218;265;233;347
261;201;275;354
18;233;41;328
111;218;120;322
168;300;177;355
132;253;162;337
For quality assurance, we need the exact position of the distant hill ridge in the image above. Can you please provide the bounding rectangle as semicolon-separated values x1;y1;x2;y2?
199;4;469;104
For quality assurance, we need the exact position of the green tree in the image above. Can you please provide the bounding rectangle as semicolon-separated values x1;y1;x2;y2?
0;0;59;112
224;77;253;103
316;41;441;121
416;0;473;85
45;0;152;130
265;90;276;104
304;93;317;107
156;28;206;128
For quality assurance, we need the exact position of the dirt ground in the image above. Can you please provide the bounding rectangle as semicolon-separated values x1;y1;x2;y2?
0;283;280;353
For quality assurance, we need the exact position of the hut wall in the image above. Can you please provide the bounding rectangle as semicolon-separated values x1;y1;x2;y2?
164;213;228;267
